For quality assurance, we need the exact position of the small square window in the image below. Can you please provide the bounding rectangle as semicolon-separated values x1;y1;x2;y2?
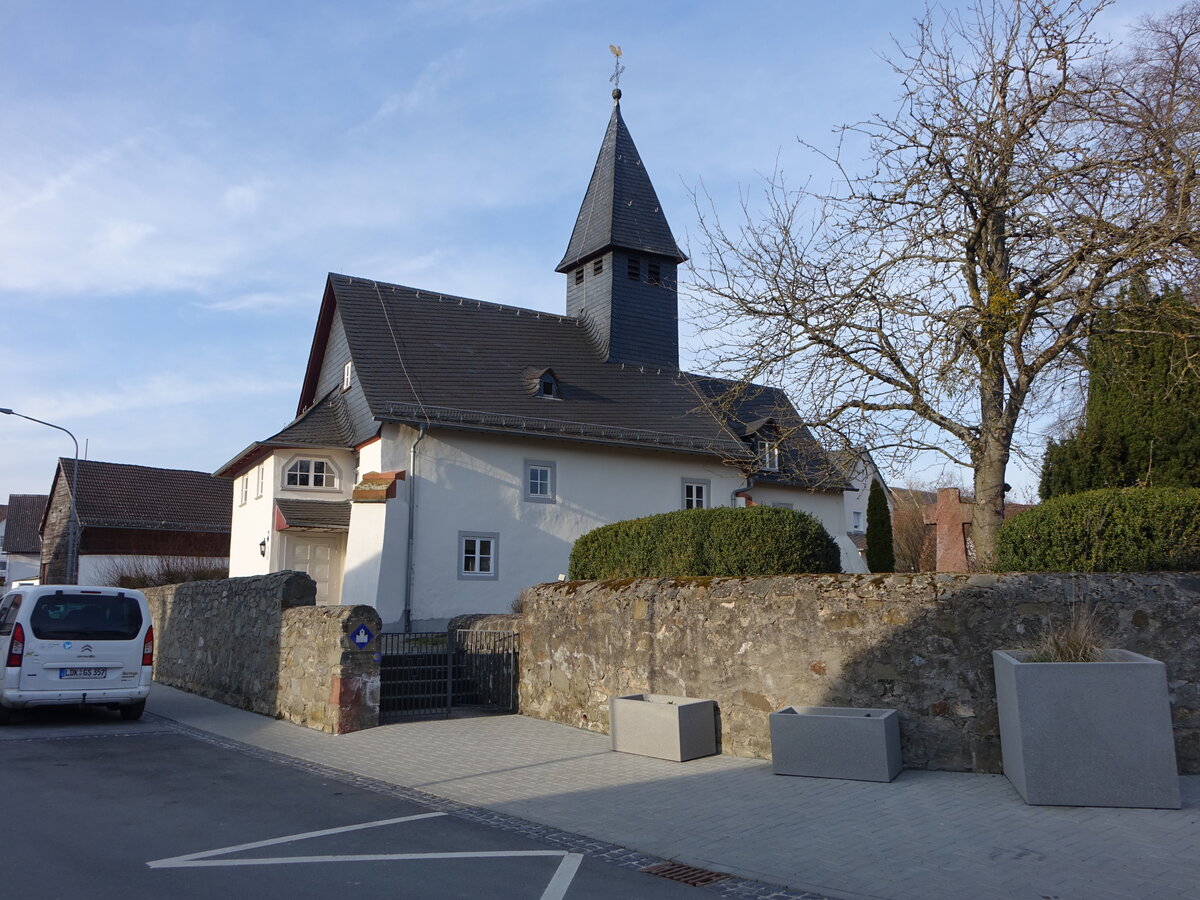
459;531;499;580
853;510;863;530
524;460;556;503
682;479;710;510
574;267;584;285
593;258;603;275
627;256;640;280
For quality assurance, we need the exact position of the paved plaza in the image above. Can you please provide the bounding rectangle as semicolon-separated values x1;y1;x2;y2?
146;685;1199;900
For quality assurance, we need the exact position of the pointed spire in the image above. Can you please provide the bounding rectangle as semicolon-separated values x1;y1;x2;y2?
555;98;686;273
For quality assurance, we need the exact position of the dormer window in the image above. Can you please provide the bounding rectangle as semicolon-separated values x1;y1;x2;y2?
539;373;560;399
759;440;780;472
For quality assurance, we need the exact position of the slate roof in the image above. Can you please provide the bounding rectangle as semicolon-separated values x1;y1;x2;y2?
2;494;47;553
215;389;357;478
275;498;352;531
556;100;686;272
312;275;845;489
50;459;232;533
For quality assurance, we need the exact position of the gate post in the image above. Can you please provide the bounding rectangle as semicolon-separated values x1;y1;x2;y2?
446;627;456;718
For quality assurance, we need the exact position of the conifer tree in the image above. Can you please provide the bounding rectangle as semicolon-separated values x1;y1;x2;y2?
1041;286;1200;498
865;479;895;572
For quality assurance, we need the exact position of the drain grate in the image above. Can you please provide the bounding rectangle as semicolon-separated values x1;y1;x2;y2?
641;862;731;887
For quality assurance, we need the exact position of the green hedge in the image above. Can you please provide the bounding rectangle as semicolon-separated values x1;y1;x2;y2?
995;487;1200;572
568;506;842;580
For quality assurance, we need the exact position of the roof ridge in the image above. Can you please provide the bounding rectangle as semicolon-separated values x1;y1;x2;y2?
331;274;578;325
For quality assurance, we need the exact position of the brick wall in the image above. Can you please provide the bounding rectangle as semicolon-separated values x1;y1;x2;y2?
144;571;380;733
516;573;1200;773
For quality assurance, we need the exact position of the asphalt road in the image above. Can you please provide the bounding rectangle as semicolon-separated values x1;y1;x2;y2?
0;708;699;900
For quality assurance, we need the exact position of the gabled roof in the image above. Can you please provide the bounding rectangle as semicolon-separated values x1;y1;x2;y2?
48;459;232;533
217;389;357;478
2;494;47;553
285;274;845;489
555;99;686;273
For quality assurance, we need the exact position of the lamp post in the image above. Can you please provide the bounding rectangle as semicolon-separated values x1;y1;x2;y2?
0;408;80;584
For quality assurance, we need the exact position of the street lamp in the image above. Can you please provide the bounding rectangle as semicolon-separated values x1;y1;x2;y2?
0;408;80;584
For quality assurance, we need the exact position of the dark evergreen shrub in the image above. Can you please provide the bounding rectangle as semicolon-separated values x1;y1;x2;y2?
865;480;895;572
995;487;1200;572
568;506;842;580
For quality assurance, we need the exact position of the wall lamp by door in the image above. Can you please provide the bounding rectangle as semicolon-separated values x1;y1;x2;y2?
259;538;268;557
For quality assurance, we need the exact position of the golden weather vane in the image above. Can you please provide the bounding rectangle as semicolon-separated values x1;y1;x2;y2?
609;44;624;95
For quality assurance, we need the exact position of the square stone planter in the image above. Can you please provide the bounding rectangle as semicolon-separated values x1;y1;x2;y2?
769;706;902;782
993;649;1181;808
609;693;717;762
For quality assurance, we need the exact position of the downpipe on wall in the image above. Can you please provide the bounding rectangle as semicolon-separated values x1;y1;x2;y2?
402;423;427;633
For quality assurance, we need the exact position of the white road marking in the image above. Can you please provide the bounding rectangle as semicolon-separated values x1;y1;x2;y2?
146;812;584;899
147;812;446;867
151;850;572;868
542;854;585;900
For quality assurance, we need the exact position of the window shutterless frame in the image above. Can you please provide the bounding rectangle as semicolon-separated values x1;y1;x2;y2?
282;455;341;491
681;479;710;510
458;531;499;580
524;459;556;503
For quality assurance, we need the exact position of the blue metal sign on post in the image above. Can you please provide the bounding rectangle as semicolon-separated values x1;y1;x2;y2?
350;624;375;650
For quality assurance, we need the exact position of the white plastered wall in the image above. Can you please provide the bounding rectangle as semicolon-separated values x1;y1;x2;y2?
357;426;866;630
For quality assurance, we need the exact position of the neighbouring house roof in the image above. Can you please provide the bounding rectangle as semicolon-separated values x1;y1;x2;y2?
284;274;845;490
2;494;47;553
0;504;7;524
274;498;352;531
46;459;232;533
555;99;686;273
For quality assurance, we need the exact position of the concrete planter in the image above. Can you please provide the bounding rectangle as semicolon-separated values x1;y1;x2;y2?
609;693;717;762
993;649;1180;808
769;706;902;782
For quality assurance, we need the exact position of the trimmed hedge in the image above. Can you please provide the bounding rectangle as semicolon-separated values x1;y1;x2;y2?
568;506;842;580
995;487;1200;572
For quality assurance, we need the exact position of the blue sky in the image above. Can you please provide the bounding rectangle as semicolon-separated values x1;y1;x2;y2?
0;0;1179;503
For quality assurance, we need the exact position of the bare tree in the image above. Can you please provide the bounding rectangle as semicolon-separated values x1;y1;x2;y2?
691;0;1200;564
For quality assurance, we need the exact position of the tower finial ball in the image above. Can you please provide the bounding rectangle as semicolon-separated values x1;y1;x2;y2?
612;88;622;101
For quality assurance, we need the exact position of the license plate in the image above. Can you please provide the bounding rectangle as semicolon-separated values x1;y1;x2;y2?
59;667;106;679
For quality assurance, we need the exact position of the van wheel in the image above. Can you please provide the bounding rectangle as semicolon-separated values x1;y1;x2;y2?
119;701;146;721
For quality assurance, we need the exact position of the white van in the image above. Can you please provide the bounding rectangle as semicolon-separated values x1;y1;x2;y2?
0;585;153;723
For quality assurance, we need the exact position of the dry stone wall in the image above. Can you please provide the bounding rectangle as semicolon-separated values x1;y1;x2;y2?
145;572;381;733
517;573;1200;773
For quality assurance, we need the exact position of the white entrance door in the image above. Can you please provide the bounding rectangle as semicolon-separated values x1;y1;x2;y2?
284;534;345;605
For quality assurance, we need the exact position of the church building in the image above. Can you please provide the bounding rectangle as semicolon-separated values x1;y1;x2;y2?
217;89;862;631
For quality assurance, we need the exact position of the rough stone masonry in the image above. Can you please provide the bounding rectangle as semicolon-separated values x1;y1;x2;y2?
511;573;1200;773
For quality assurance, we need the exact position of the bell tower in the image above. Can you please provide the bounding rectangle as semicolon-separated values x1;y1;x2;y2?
556;88;687;370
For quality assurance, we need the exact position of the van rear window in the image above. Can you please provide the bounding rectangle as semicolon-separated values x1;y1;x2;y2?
30;594;143;641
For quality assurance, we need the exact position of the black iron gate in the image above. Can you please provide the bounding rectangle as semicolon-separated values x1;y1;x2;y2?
378;629;518;723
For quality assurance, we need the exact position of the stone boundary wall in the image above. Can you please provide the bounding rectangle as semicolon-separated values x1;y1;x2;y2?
145;572;381;733
517;573;1200;773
